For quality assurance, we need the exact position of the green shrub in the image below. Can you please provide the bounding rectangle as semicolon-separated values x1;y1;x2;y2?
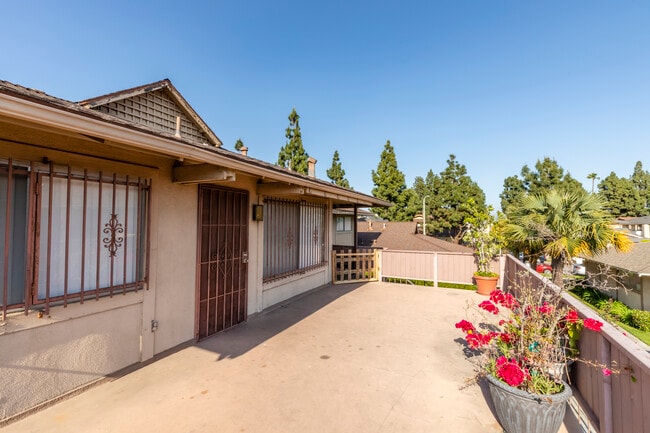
608;301;632;323
629;310;650;332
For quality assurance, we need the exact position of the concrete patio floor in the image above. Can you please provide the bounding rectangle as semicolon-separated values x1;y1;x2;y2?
2;282;583;433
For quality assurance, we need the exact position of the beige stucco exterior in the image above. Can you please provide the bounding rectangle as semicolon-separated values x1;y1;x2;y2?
0;82;389;422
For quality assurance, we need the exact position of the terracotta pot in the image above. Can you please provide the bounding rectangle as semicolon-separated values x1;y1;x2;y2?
486;374;572;433
474;275;498;295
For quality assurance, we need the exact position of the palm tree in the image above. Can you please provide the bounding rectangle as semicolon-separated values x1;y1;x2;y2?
504;190;631;287
587;173;599;194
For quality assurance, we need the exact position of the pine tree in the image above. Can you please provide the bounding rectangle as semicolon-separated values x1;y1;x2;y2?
234;138;244;151
427;154;486;242
501;157;585;213
631;161;650;211
326;150;351;188
277;108;309;174
371;140;410;221
598;172;645;217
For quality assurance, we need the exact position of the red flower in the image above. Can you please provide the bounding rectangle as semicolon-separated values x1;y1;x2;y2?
565;310;579;323
499;332;514;344
602;368;612;377
455;320;476;333
584;318;603;332
537;302;553;315
465;331;496;349
479;300;499;315
496;357;528;387
489;290;518;309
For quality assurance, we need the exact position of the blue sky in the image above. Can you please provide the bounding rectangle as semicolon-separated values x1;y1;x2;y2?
2;1;649;208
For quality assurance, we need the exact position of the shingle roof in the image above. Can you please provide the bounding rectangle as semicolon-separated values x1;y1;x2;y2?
357;221;473;253
587;242;650;276
0;79;391;208
616;216;650;225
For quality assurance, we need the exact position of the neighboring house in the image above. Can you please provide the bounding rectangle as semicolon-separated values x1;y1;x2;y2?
584;242;650;311
612;216;650;242
0;79;389;421
356;221;473;253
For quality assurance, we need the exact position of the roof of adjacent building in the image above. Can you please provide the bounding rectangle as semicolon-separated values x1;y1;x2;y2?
586;242;650;276
615;216;650;225
0;79;391;208
357;221;473;253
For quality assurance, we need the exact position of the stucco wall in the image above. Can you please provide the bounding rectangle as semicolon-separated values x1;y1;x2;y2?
0;298;142;420
151;167;199;354
261;268;330;310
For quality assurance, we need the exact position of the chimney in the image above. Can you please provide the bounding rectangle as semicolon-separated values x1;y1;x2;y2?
308;157;317;177
240;146;248;156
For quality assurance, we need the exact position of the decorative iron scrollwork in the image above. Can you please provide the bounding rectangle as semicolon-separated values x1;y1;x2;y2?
286;228;294;248
103;213;124;257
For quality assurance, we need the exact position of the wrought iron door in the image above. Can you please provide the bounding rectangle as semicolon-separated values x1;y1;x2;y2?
197;185;248;339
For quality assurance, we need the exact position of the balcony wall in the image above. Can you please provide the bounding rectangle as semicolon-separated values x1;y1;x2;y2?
380;250;650;433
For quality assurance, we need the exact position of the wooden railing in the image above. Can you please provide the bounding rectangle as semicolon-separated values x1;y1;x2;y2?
502;255;650;433
375;249;650;433
331;249;380;284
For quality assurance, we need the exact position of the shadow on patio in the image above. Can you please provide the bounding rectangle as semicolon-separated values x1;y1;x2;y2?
2;282;583;433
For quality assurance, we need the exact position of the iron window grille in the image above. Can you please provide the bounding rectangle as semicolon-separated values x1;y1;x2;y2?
1;158;151;320
263;198;327;282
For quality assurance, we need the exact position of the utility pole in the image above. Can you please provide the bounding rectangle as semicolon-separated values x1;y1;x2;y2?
422;195;429;236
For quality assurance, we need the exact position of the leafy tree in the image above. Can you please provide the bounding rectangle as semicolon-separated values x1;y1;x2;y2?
598;172;645;217
326;150;351;188
277;108;309;174
371;140;411;221
504;190;631;288
234;138;244;151
587;173;599;194
462;202;504;276
427;154;486;242
500;157;585;212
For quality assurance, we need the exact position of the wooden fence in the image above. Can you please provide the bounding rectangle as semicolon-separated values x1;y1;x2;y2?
380;249;503;287
332;249;380;284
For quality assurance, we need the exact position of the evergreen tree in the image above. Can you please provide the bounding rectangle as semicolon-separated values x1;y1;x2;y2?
277;108;309;174
371;140;410;221
427;154;486;242
234;138;244;151
326;150;351;188
501;157;585;213
598;172;645;217
631;161;650;211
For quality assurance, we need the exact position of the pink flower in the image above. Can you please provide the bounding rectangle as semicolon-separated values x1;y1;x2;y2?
584;318;604;332
455;320;475;333
602;368;612;377
565;310;579;323
479;300;499;315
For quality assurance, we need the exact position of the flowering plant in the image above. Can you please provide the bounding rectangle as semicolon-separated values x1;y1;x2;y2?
456;283;607;395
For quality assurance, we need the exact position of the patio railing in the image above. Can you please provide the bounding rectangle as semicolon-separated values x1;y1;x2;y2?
378;250;650;433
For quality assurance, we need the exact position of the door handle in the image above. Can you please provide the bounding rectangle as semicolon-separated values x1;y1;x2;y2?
242;252;248;263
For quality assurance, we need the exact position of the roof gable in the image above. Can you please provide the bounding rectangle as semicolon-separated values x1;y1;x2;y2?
78;79;221;147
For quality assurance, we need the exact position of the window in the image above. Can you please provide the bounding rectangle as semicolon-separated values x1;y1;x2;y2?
335;215;353;232
1;159;150;319
263;198;326;282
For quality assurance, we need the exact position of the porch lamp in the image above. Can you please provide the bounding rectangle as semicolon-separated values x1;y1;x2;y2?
422;195;429;236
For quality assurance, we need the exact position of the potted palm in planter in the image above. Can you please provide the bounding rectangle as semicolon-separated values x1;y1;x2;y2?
455;282;611;433
463;205;502;295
